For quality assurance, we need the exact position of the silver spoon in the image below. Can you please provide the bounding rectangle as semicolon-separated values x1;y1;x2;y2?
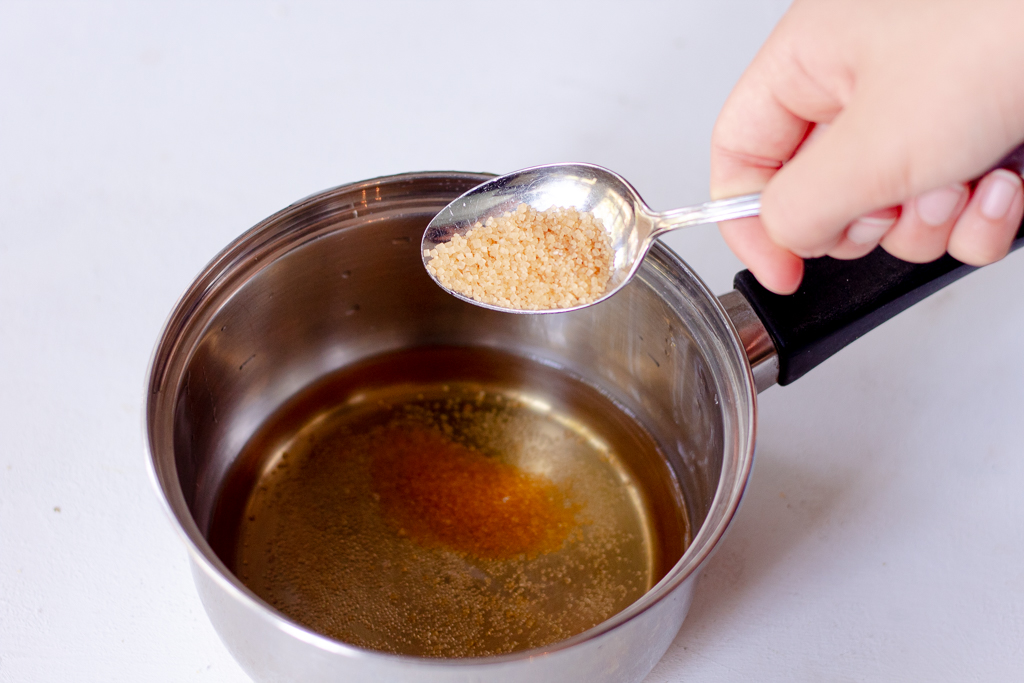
421;162;760;314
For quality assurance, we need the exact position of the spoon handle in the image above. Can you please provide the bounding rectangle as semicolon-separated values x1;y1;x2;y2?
650;193;761;238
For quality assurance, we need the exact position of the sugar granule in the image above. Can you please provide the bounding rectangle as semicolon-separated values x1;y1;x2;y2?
424;204;613;310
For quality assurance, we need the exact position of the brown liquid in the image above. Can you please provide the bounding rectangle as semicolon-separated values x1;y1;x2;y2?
371;425;580;559
209;347;688;658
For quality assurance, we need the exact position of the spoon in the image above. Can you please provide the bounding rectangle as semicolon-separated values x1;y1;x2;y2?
420;162;761;314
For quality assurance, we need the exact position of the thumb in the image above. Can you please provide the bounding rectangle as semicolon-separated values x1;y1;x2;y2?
759;101;918;256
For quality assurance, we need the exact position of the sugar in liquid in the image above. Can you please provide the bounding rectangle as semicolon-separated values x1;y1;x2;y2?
209;347;688;658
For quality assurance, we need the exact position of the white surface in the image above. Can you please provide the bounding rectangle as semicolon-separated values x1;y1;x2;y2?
2;2;1022;681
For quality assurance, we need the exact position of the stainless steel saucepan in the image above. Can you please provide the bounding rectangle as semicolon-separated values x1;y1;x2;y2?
146;170;1023;683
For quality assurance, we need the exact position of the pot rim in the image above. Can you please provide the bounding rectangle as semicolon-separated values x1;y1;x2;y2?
144;170;758;666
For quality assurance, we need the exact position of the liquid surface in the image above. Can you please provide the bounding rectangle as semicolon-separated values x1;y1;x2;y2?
371;425;579;559
209;347;687;658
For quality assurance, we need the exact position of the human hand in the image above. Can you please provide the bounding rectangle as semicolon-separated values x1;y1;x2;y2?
711;0;1024;294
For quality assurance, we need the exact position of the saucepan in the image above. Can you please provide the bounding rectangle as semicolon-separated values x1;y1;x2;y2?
146;170;1023;683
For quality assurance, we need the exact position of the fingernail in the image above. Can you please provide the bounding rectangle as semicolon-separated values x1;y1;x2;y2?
916;184;965;226
979;170;1021;220
846;215;897;245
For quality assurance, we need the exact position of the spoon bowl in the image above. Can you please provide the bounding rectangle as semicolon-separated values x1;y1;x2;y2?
421;163;761;314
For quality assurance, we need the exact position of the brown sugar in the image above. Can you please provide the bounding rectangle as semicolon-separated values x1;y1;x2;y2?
371;425;578;559
424;203;613;310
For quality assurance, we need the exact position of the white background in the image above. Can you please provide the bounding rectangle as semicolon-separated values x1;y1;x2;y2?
2;2;1022;681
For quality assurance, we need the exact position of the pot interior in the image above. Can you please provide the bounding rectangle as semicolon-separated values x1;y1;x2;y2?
206;344;687;657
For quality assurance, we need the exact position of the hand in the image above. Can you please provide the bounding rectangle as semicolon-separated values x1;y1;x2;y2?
711;0;1024;294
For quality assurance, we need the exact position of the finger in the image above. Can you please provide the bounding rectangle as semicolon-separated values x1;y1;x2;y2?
826;238;879;261
719;216;804;294
947;169;1024;266
879;183;969;263
827;208;900;260
710;26;844;200
710;73;810;199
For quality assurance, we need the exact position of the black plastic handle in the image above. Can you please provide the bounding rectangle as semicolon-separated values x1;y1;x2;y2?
734;145;1024;386
734;227;1023;385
